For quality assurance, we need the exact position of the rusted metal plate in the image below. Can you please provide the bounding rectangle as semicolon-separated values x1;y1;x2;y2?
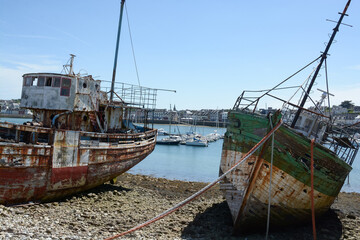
52;130;80;168
0;143;51;167
50;166;88;190
0;167;49;205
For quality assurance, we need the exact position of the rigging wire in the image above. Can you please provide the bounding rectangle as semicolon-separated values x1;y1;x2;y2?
242;56;322;110
324;58;332;122
125;2;141;86
310;139;317;240
265;115;275;240
291;61;321;108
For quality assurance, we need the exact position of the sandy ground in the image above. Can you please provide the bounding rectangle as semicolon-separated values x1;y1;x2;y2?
0;173;359;239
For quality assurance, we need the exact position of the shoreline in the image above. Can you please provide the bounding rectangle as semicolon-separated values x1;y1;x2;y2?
0;173;359;239
0;113;32;119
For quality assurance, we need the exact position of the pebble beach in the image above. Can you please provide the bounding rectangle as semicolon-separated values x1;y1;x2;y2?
0;173;359;240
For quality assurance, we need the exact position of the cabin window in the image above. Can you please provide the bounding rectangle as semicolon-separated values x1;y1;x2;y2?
31;77;39;86
53;77;61;87
60;78;71;96
45;76;52;86
38;76;45;86
23;77;33;86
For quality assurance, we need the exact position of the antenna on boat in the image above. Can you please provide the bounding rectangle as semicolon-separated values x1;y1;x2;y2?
290;0;352;128
63;54;76;76
110;0;126;103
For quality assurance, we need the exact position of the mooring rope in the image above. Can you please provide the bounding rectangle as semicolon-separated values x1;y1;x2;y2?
265;116;275;240
310;139;317;240
105;119;283;240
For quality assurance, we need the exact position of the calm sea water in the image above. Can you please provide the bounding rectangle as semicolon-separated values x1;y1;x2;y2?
1;118;359;193
129;124;227;183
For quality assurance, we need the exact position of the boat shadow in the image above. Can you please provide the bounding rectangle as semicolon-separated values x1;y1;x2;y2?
181;201;343;240
57;183;131;203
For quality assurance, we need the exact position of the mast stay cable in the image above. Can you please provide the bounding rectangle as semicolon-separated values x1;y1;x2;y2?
125;2;141;86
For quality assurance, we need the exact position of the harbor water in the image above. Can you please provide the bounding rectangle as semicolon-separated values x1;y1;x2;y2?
1;118;359;193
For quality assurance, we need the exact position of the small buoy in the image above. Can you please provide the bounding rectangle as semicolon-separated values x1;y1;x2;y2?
110;177;117;184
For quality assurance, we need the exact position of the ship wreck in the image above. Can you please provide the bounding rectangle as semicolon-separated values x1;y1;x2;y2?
0;54;160;205
220;0;358;233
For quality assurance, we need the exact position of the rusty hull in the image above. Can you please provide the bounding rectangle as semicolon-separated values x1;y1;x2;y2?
0;122;156;205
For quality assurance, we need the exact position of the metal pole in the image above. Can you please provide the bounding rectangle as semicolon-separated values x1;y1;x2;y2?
110;0;126;102
291;0;351;128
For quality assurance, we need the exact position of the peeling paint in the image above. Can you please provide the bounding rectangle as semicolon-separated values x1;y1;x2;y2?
220;110;355;233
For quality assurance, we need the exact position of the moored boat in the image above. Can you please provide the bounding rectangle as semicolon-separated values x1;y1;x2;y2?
156;135;181;145
219;0;358;233
0;55;158;205
185;136;208;147
157;128;169;136
0;0;163;205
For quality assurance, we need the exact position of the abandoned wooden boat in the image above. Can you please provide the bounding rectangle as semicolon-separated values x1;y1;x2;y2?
0;54;159;205
219;0;358;233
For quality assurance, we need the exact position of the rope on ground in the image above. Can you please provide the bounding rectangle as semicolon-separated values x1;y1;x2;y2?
104;119;283;240
265;116;275;240
310;139;317;240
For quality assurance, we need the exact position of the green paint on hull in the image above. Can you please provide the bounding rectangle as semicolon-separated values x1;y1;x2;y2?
222;111;352;197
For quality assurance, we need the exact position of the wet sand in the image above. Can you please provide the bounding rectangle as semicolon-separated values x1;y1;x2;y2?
0;173;359;239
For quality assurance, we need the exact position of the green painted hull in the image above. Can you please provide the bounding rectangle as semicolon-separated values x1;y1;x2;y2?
220;110;352;232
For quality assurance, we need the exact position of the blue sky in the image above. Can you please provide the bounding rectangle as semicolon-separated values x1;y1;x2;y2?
0;0;359;110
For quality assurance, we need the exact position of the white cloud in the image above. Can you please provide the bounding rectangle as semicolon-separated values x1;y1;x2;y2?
0;66;24;99
1;33;58;40
4;61;60;73
0;57;62;99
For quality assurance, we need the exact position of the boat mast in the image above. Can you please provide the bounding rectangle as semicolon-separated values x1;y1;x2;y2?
69;54;75;76
290;0;351;128
110;0;126;103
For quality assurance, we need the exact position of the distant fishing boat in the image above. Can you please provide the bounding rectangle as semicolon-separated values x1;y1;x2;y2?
220;0;359;233
156;135;181;145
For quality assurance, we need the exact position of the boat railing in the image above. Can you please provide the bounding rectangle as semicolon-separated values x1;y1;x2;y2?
101;81;159;110
233;87;329;120
233;89;359;166
324;125;360;166
0;121;157;146
79;128;157;141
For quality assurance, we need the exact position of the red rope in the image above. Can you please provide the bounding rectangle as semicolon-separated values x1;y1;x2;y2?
104;120;283;240
310;139;317;240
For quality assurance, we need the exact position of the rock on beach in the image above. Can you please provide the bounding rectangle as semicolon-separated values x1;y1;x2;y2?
0;173;359;239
